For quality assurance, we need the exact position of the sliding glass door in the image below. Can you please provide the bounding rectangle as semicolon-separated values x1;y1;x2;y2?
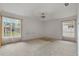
2;17;12;38
11;19;21;38
2;17;21;39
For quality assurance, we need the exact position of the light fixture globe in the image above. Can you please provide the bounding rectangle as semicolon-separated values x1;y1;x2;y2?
41;12;46;18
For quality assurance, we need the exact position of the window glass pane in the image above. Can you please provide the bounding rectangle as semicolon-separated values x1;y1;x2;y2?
2;17;12;37
2;17;21;38
12;19;21;37
62;20;75;38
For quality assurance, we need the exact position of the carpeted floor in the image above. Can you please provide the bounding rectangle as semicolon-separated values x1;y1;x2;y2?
0;39;77;56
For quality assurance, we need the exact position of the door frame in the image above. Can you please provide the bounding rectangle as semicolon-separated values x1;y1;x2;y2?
1;16;22;44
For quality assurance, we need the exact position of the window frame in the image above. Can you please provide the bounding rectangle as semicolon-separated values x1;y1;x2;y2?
2;16;22;39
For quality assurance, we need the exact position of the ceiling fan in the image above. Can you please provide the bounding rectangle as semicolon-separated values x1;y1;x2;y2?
41;12;46;18
64;3;69;6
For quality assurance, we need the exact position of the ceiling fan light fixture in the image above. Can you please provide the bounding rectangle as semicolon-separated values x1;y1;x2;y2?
41;12;46;18
64;3;69;6
41;15;45;18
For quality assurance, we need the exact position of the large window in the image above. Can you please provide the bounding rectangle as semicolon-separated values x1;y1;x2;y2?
2;17;21;38
62;20;75;38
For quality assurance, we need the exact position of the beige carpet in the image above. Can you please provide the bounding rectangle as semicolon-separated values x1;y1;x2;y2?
0;39;77;56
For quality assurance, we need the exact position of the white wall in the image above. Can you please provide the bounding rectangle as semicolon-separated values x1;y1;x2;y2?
44;16;76;40
44;20;62;39
22;17;44;40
